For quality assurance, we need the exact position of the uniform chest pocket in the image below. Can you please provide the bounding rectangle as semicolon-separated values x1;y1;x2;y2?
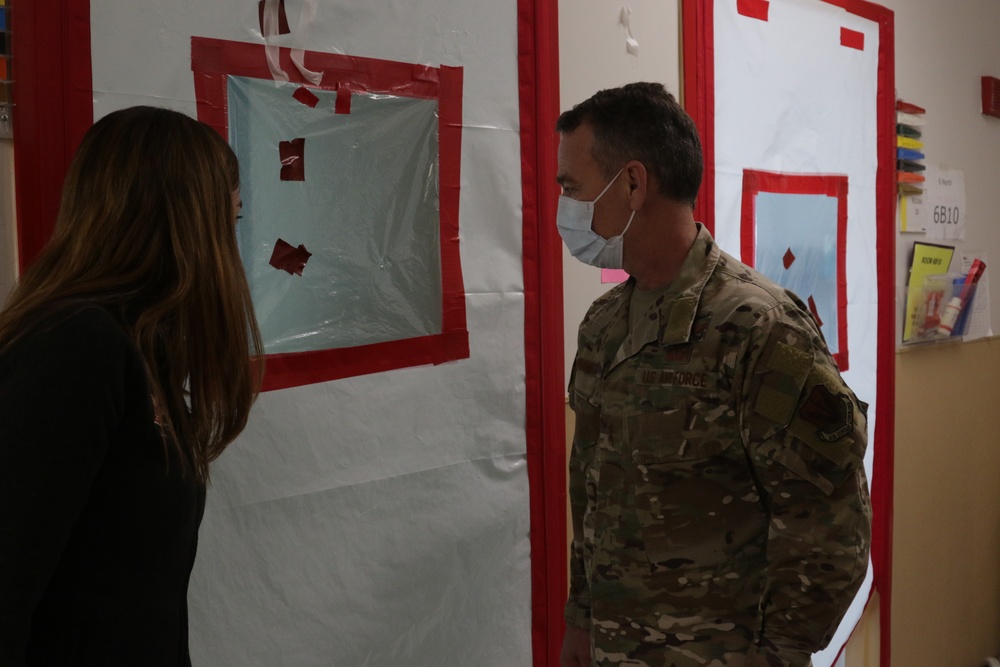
627;411;759;574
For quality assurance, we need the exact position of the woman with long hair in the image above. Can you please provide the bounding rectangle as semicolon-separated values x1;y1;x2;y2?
0;106;263;665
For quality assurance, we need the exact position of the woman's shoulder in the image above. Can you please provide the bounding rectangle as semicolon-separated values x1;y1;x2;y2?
3;302;133;362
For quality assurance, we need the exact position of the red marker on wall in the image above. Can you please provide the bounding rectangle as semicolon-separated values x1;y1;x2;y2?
937;259;986;336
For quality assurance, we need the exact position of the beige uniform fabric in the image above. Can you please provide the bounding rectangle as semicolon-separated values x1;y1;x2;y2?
566;225;871;667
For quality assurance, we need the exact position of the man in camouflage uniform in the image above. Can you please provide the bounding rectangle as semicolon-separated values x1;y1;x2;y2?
555;83;871;667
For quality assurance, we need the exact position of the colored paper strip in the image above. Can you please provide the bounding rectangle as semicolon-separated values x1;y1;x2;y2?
840;27;864;50
898;159;926;172
335;83;352;114
896;99;926;115
600;268;629;284
896;136;923;150
897;147;925;160
897;111;926;126
736;0;769;21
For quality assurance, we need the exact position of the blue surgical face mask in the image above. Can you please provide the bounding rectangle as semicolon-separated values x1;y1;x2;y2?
556;168;636;269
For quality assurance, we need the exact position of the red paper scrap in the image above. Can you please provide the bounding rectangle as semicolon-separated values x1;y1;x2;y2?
737;0;769;22
293;87;320;108
269;238;312;276
279;138;305;181
808;295;824;326
258;0;290;36
782;248;796;270
840;27;865;51
335;83;352;115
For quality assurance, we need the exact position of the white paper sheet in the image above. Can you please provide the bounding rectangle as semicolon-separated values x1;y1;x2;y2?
89;1;532;664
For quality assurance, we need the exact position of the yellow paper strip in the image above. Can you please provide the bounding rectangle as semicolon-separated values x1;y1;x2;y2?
897;136;924;149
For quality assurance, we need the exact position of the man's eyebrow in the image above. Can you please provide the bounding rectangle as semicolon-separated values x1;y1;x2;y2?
556;173;573;186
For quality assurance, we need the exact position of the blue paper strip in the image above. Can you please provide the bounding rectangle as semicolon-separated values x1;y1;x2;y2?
897;148;925;161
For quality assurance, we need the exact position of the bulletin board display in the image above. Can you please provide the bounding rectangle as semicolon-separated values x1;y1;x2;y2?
741;170;850;369
683;0;896;665
191;37;468;390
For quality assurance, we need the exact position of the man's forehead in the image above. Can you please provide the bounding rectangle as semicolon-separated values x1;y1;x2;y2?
557;125;596;179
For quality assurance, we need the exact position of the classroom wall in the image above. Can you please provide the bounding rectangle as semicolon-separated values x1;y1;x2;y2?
559;1;1000;666
882;1;1000;665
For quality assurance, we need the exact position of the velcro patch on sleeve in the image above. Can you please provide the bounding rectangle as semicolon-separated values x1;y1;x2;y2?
767;341;813;377
753;339;813;427
754;385;798;424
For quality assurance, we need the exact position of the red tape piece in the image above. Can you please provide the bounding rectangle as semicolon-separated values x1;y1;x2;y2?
335;83;352;114
841;27;865;50
279;138;305;181
808;295;824;326
737;0;770;21
292;86;320;108
268;238;312;276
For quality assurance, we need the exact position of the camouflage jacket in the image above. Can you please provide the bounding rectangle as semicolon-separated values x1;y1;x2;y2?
566;225;871;667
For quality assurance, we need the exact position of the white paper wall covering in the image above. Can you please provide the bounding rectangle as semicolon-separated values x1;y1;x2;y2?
89;1;531;664
711;2;881;665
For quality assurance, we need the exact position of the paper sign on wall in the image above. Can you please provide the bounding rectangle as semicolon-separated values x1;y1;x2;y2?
922;166;966;241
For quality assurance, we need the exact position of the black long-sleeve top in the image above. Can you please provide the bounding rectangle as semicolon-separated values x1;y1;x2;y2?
0;305;206;666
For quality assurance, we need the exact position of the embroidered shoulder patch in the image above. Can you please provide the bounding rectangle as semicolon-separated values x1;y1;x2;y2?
800;384;854;442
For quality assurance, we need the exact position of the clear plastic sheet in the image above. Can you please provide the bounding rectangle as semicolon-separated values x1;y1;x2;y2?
753;191;842;355
230;76;443;353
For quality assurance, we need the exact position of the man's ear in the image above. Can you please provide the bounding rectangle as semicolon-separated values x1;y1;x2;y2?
624;161;648;211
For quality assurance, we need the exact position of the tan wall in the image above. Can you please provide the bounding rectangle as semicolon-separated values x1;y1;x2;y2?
892;339;1000;666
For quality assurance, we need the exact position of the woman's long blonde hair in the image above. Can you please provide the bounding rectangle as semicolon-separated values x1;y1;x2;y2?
0;106;263;482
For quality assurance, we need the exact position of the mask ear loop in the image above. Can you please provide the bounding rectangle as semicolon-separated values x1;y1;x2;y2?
615;210;636;239
592;167;626;204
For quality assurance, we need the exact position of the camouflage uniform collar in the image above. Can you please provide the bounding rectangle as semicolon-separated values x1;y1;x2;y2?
655;223;720;344
601;223;720;371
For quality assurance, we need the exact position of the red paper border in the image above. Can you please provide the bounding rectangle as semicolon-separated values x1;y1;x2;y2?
190;38;468;392
683;2;895;664
518;1;566;665
12;1;94;270
740;170;850;371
